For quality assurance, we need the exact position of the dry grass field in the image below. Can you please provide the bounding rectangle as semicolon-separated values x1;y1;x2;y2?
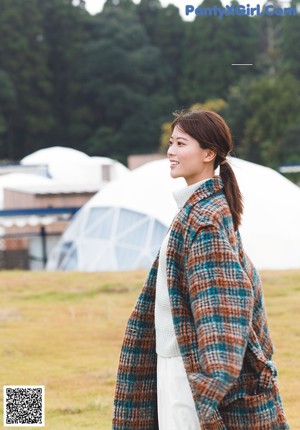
0;269;299;429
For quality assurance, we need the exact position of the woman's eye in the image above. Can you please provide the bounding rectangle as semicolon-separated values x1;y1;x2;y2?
168;141;184;146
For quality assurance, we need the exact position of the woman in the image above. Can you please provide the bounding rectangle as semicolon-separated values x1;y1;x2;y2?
112;110;290;430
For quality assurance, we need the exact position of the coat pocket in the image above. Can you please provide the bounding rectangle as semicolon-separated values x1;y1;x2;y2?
220;387;289;430
219;365;286;430
219;388;277;430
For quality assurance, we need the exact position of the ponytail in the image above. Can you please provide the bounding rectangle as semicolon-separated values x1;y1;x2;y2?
219;160;244;231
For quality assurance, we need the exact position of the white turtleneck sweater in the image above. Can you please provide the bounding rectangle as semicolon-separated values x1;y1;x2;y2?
155;178;211;357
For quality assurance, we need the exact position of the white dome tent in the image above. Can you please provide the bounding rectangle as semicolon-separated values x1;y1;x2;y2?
21;146;89;165
46;158;177;271
47;157;300;271
0;148;129;269
21;147;129;185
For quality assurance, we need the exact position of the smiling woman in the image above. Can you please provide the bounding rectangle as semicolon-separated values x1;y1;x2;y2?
168;126;217;186
112;109;290;430
168;109;243;231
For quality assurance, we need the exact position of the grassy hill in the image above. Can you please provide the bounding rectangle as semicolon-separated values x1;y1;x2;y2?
0;269;299;429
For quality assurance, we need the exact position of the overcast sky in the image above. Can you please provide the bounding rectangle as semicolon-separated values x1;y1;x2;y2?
84;0;187;16
83;0;291;19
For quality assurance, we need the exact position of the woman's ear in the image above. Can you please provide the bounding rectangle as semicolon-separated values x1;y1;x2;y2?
204;149;217;163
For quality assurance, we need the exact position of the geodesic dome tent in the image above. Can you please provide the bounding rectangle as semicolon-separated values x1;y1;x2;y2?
46;158;178;271
47;157;300;271
21;147;129;184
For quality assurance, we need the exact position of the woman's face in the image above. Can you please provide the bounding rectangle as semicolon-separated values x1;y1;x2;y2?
167;125;216;185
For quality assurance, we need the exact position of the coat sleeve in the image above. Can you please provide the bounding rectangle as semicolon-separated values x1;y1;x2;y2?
186;222;254;421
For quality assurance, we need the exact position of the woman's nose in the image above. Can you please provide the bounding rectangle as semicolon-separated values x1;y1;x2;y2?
167;145;175;156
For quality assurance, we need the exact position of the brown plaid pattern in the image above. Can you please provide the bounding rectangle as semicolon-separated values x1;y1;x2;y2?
112;176;290;430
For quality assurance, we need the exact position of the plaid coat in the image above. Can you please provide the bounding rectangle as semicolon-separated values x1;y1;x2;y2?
112;176;290;430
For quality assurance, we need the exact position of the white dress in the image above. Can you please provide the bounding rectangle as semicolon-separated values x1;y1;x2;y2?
155;179;209;430
157;354;201;430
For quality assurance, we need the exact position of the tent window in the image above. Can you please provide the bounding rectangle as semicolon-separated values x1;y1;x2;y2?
116;208;145;235
85;207;113;239
57;241;74;268
115;244;139;270
151;220;167;249
118;220;149;247
62;248;78;270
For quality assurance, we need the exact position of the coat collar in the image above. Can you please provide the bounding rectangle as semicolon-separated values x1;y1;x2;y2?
183;175;224;211
165;176;224;239
172;177;212;210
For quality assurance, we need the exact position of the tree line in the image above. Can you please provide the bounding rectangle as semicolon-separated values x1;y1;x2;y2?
0;0;299;173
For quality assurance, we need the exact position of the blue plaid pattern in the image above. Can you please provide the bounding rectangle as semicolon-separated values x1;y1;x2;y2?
112;176;290;430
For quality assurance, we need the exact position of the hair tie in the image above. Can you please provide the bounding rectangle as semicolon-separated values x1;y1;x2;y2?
220;159;227;165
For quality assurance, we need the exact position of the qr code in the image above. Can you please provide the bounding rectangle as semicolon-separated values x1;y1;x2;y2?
3;385;45;427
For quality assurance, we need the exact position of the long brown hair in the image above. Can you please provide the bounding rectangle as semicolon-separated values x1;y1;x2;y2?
171;109;243;231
